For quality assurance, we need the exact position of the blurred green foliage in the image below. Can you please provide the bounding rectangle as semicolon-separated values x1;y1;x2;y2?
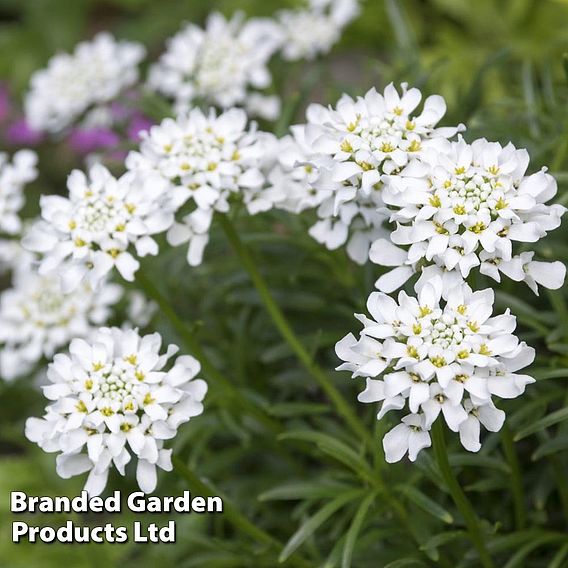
2;0;568;567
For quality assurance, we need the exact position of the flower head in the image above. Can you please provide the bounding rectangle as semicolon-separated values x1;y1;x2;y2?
372;137;566;294
295;84;464;263
0;149;37;236
148;12;281;114
26;327;207;495
23;164;173;291
277;0;360;61
126;107;276;266
0;257;121;381
25;33;145;133
336;277;535;462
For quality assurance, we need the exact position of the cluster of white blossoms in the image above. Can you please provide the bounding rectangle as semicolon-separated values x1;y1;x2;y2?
23;164;173;290
330;84;566;462
371;137;566;295
290;84;465;263
0;150;38;265
126;107;278;266
147;3;361;118
336;277;535;461
148;12;282;119
277;0;360;61
26;328;207;495
25;33;145;133
0;256;121;381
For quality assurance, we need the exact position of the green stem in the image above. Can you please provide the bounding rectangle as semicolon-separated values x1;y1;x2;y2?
431;421;495;568
217;217;430;556
172;457;310;567
501;424;526;530
218;215;372;447
136;268;281;434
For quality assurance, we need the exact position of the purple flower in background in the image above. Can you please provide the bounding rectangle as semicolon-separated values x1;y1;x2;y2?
110;101;131;121
68;127;120;154
6;119;44;146
127;113;153;142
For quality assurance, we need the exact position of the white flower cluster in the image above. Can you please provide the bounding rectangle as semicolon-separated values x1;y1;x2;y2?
289;84;464;263
148;12;282;119
277;0;360;61
337;277;535;461
23;164;173;290
148;3;361;119
26;327;207;495
332;84;566;462
371;137;566;295
0;255;121;381
126;107;278;266
0;150;38;271
25;33;145;133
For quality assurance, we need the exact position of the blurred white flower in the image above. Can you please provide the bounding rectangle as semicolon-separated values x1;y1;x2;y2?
0;238;34;276
372;137;566;295
125;290;158;328
295;84;464;263
26;327;207;496
244;93;282;122
25;33;145;133
126;107;276;266
336;276;535;461
148;12;281;115
23;164;173;291
277;0;360;61
0;257;121;381
0;149;37;237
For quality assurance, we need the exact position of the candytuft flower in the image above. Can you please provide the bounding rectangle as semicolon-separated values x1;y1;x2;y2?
23;164;173;291
126;107;276;266
277;0;360;61
372;137;566;295
0;256;121;381
26;327;207;496
25;33;145;133
148;12;281;116
0;149;38;237
294;84;464;263
336;277;535;462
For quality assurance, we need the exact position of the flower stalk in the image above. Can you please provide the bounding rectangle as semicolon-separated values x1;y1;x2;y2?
431;420;495;568
136;268;282;434
172;456;311;568
218;214;373;447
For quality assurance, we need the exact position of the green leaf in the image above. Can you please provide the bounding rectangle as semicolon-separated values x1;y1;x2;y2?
530;368;568;381
341;492;377;568
503;535;567;568
279;430;373;481
464;478;508;492
278;490;363;562
449;453;510;473
383;559;427;568
268;402;331;417
514;407;568;441
259;481;354;502
549;543;568;568
532;435;568;461
384;0;417;55
420;530;467;557
395;485;453;524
